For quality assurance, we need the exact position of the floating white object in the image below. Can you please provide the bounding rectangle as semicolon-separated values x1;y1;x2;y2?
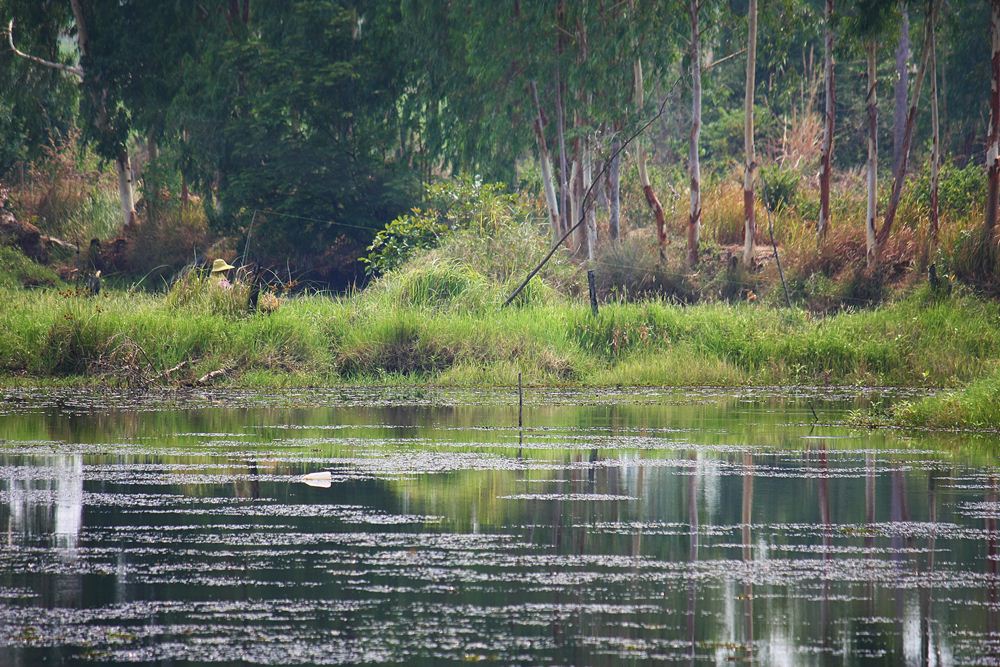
301;470;333;488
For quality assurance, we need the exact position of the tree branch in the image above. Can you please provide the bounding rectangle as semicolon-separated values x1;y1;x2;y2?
6;19;83;79
703;48;746;72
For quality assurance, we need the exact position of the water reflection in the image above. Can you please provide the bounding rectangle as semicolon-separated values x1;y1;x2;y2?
0;390;998;664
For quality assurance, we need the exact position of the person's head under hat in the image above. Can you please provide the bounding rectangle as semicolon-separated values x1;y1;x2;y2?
211;258;236;274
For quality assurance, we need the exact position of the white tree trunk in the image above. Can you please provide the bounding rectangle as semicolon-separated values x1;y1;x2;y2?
818;0;835;241
584;136;596;260
866;43;879;267
929;10;940;256
878;1;936;250
893;9;910;178
570;148;582;252
530;80;561;243
116;151;137;228
688;0;702;268
608;132;621;242
742;0;758;268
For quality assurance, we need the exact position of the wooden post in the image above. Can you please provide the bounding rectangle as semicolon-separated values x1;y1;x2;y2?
587;269;598;316
518;371;523;429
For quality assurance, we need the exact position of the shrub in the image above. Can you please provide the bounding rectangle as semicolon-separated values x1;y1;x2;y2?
593;237;697;303
760;164;799;213
128;199;210;278
361;177;530;277
0;246;61;288
360;207;447;276
9;131;121;243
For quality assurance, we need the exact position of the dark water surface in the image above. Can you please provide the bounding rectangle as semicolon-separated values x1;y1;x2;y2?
1;387;999;665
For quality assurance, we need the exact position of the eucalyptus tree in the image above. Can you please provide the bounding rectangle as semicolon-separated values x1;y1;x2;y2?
876;0;939;258
0;0;78;173
927;0;941;256
688;0;703;266
817;0;835;241
742;0;758;268
845;0;897;267
5;0;137;226
987;0;1000;240
893;5;910;176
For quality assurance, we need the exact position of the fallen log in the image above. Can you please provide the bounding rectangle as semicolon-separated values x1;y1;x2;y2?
195;367;228;386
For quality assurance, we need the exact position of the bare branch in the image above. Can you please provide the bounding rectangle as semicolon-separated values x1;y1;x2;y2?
703;48;746;72
6;19;83;79
502;74;683;308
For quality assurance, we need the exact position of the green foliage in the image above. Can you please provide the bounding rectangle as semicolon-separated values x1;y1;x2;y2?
594;237;697;303
0;0;78;173
891;365;1000;430
907;161;987;220
164;267;253;319
361;209;448;276
760;164;799;213
362;178;531;276
702;106;776;166
0;246;61;289
9;133;120;242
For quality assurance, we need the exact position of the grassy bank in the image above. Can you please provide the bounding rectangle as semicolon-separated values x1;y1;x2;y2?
2;281;997;395
864;368;1000;431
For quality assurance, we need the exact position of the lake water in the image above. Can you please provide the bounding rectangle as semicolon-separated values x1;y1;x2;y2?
0;387;998;665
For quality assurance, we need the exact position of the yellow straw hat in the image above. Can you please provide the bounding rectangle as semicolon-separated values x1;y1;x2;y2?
211;258;236;273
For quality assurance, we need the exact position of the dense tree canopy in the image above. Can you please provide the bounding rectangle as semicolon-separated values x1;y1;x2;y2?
0;0;996;277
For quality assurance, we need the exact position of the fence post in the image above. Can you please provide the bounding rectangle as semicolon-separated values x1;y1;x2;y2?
587;270;598;316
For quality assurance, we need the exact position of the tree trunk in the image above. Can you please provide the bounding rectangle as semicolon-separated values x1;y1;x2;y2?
877;1;936;250
929;9;940;257
893;9;910;177
688;0;703;268
530;80;561;243
115;151;136;228
584;136;596;260
987;0;1000;240
570;139;583;253
633;58;667;261
555;70;570;238
554;0;570;238
866;42;879;268
609;133;621;242
742;0;758;268
818;0;835;242
70;0;137;232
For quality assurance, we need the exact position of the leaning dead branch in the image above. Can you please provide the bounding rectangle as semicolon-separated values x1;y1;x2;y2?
6;20;84;79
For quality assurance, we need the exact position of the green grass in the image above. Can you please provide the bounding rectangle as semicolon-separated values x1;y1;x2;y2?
2;279;998;397
883;368;1000;430
0;246;62;288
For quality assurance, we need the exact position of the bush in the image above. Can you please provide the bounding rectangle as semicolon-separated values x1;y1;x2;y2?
128;198;211;278
362;177;529;277
0;246;61;288
360;207;447;275
9;131;121;243
760;164;799;213
365;175;574;310
908;161;987;220
594;237;697;303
